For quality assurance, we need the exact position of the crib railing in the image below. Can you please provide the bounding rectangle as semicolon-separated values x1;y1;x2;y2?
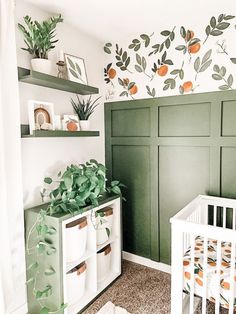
170;195;236;314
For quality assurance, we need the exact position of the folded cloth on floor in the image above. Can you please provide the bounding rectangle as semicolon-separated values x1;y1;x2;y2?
183;236;236;311
97;301;130;314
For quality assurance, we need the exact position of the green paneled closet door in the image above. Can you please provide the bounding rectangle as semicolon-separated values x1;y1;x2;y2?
105;90;236;264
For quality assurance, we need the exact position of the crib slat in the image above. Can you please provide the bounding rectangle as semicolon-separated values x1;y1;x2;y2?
201;237;208;314
213;205;217;226
223;207;226;228
229;241;235;314
215;240;222;314
189;234;195;314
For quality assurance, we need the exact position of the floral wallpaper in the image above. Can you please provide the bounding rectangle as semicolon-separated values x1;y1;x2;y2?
103;13;236;100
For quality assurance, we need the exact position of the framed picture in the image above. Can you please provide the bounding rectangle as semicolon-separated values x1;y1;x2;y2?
64;53;88;85
62;115;80;131
28;100;54;134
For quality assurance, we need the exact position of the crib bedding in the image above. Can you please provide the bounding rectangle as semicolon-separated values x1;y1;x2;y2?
183;236;236;310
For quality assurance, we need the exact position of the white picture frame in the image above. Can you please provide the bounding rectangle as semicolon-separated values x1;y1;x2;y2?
64;53;88;85
62;115;80;131
28;100;55;135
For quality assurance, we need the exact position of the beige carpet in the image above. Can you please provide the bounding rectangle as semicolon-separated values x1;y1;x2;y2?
82;260;228;314
83;260;171;314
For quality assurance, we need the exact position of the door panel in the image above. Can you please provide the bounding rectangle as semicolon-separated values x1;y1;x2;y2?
112;145;151;258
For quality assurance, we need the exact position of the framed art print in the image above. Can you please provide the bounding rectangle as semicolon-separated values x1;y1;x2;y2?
64;53;88;85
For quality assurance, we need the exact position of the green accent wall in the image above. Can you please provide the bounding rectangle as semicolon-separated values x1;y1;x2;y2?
105;90;236;264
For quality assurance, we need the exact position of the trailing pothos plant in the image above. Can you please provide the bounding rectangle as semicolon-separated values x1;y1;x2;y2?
26;160;124;314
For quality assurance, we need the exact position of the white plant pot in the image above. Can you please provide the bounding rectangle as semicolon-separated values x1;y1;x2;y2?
97;245;112;283
66;217;88;263
66;262;87;305
31;58;52;75
96;208;113;246
80;120;90;131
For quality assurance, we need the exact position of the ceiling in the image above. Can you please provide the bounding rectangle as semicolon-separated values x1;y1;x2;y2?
25;0;236;42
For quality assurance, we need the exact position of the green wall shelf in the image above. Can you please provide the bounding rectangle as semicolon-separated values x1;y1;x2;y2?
18;67;99;95
21;124;99;138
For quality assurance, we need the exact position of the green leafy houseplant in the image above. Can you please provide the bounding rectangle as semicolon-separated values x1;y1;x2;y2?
26;159;124;314
18;14;63;59
71;95;102;121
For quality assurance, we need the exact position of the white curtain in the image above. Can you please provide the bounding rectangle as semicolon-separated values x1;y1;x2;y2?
0;0;26;313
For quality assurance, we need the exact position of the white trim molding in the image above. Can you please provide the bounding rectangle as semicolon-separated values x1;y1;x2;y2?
122;251;171;274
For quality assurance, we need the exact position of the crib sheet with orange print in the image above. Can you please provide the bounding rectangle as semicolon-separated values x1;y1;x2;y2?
183;236;236;310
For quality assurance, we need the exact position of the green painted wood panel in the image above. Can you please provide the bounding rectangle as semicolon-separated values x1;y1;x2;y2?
112;145;151;258
111;107;150;137
159;146;210;264
221;147;236;198
105;90;236;265
222;100;236;136
159;102;211;137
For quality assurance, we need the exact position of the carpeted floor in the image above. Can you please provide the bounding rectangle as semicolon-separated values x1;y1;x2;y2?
83;260;171;314
82;260;228;314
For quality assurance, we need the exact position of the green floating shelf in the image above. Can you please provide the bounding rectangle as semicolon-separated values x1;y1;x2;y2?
18;67;99;95
21;124;99;138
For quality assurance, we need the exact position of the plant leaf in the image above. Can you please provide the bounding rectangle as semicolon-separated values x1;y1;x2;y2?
230;58;236;64
44;177;52;184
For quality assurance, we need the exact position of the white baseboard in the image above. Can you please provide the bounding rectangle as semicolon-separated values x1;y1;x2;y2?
122;251;171;274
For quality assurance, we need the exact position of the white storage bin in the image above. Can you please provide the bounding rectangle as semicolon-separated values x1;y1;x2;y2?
66;261;87;305
66;216;88;263
96;207;113;245
97;244;112;283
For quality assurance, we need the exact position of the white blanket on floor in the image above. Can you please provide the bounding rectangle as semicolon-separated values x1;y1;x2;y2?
97;301;130;314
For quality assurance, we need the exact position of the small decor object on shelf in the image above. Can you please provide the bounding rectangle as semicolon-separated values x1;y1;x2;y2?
62;115;80;131
71;95;101;130
56;50;67;79
64;53;88;84
28;100;54;134
18;14;63;75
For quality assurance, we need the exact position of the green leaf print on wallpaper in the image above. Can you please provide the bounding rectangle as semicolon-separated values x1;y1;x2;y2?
103;13;236;100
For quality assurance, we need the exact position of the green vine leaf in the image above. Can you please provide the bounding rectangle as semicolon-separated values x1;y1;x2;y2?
45;266;56;276
26;277;35;285
27;262;39;271
44;177;52;184
39;308;49;314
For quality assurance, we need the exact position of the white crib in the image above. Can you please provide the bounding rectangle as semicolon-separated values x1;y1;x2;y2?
170;195;236;314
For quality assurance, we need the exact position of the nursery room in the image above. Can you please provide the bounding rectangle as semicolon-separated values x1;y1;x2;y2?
1;0;236;313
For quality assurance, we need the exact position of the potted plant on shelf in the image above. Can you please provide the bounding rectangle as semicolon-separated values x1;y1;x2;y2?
26;159;124;314
71;95;101;131
18;14;63;75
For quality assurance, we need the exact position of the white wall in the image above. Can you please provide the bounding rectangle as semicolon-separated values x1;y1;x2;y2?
16;0;106;208
14;1;105;312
